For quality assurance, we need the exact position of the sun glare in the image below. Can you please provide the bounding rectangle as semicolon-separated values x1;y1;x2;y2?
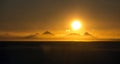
71;20;82;30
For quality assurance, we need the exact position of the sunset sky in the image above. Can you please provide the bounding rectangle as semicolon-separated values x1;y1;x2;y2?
0;0;120;39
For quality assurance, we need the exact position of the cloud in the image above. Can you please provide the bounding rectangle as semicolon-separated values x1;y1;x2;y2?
22;33;39;39
0;33;14;39
0;33;40;40
67;33;81;36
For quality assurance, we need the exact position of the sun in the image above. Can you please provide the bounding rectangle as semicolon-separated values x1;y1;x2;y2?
71;20;82;30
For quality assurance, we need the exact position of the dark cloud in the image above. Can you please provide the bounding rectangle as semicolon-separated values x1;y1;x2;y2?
23;33;39;39
0;33;40;40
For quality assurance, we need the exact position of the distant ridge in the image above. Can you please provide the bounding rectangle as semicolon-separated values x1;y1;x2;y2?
42;31;54;36
83;32;94;37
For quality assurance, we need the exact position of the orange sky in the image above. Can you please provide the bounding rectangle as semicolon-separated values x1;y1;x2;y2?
0;0;120;40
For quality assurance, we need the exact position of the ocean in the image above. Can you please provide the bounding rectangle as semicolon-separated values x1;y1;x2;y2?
0;41;120;64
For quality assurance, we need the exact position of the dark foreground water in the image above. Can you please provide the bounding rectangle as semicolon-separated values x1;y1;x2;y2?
0;41;120;64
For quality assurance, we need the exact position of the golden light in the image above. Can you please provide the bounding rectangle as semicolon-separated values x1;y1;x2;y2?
71;20;82;30
66;29;70;32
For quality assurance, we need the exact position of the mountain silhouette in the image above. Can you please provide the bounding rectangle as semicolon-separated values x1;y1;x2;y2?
82;32;96;39
83;32;92;36
42;31;54;36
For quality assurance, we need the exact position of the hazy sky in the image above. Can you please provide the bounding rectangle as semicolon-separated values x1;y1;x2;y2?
1;0;120;34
